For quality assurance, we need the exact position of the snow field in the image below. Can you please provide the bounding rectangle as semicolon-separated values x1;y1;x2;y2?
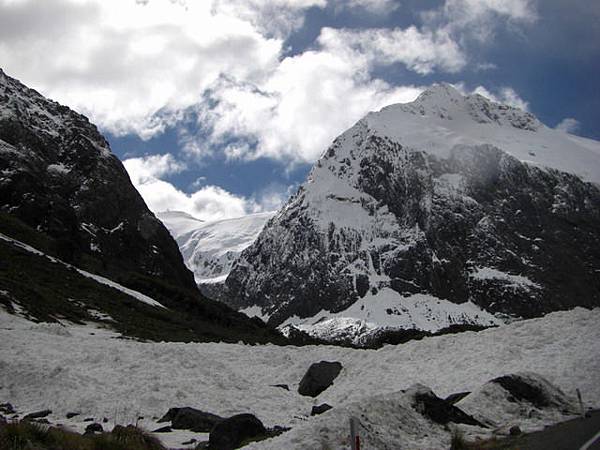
1;307;599;448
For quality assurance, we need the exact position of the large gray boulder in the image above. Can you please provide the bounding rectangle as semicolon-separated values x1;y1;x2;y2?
298;361;343;397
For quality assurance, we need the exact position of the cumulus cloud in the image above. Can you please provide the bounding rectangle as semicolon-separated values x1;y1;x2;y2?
0;0;283;138
471;85;529;111
123;153;185;183
193;20;473;164
122;153;291;220
318;26;466;74
555;117;580;134
423;0;537;43
0;0;539;170
331;0;399;15
123;154;255;220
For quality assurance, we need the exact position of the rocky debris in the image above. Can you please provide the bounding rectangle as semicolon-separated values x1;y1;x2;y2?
445;392;471;405
208;413;266;450
66;412;80;419
84;422;103;434
311;404;333;416
23;409;52;420
409;386;484;427
158;407;223;432
0;403;15;415
298;361;343;397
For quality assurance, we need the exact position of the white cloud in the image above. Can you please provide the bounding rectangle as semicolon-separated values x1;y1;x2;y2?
471;85;529;111
211;0;326;37
332;0;399;14
318;26;466;74
0;0;538;170
122;153;290;219
123;153;185;183
555;117;580;134
123;155;257;220
423;0;537;43
0;0;283;138
198;61;423;163
194;22;470;164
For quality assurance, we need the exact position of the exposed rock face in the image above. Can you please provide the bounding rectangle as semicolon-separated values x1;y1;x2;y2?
225;84;600;338
0;69;289;345
0;68;195;295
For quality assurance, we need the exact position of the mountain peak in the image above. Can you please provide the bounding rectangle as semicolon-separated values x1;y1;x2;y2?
414;82;464;106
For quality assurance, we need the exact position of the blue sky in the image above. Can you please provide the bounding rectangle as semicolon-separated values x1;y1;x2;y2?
1;0;598;220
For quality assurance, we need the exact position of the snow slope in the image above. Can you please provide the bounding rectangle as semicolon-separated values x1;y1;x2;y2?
157;211;274;284
365;83;600;184
1;306;599;449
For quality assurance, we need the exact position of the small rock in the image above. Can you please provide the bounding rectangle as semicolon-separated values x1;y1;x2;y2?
84;423;103;434
298;361;343;397
311;404;333;416
102;417;109;423
24;409;52;420
208;414;266;450
35;418;50;424
509;425;522;436
83;417;95;422
66;412;80;419
181;438;197;445
271;384;290;391
152;426;172;433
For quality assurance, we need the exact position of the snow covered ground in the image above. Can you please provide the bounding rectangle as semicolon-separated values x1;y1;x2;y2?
1;306;599;448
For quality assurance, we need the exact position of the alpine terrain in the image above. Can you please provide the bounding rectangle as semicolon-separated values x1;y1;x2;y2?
157;210;274;299
225;83;600;345
0;68;286;344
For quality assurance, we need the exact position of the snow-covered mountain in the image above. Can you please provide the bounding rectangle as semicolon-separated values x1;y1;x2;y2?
225;83;600;345
0;68;286;345
158;210;274;288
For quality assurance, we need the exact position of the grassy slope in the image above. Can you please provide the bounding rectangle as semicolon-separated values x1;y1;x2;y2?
0;213;289;344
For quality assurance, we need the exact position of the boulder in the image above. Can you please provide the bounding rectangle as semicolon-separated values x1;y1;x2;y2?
411;387;484;427
23;409;52;420
311;404;333;416
445;392;470;405
66;412;80;419
298;361;343;397
84;423;103;434
208;414;266;450
158;407;223;432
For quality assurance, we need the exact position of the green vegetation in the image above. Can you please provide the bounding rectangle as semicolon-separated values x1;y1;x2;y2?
0;213;288;345
0;421;165;450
